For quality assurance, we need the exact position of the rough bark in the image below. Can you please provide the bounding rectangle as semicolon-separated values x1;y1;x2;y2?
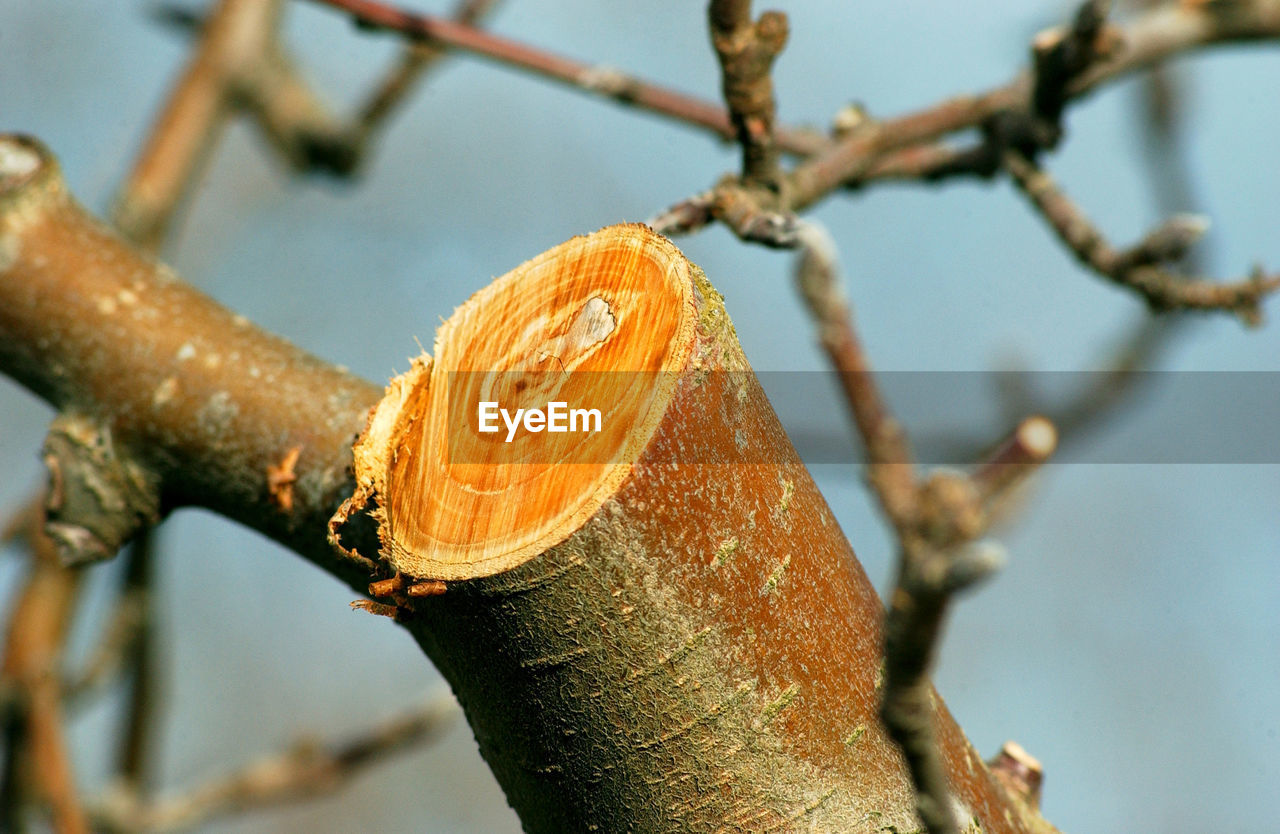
0;135;378;586
335;225;1052;832
1;138;1052;833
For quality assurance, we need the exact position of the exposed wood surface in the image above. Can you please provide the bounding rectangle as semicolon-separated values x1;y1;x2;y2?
345;227;698;580
338;224;1050;833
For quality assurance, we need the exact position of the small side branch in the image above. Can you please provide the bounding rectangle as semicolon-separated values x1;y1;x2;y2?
90;694;459;833
708;0;789;185
789;222;1057;833
113;0;281;248
0;504;90;834
303;0;825;156
352;0;504;142
1004;149;1279;323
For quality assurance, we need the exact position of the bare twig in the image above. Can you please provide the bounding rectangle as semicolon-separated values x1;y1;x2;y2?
0;504;90;834
654;0;1280;313
113;0;281;249
114;534;161;796
118;0;502;250
788;223;1057;833
302;0;826;156
1003;149;1278;323
792;221;918;527
353;0;504;140
90;694;460;833
787;0;1280;209
708;0;789;185
983;8;1206;478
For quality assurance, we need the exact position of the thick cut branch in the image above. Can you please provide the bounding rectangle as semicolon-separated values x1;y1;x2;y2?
2;141;1051;833
332;225;1051;832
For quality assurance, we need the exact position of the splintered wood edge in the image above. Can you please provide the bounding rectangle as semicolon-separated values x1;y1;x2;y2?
331;224;698;581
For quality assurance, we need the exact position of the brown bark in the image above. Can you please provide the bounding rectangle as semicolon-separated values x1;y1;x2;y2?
335;225;1053;832
2;139;1051;833
0;513;88;834
0;135;378;586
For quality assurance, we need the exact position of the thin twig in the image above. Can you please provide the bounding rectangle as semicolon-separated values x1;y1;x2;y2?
0;504;90;834
789;222;1056;833
792;221;918;527
787;0;1280;209
708;0;789;185
119;0;500;249
657;0;1280;246
302;0;826;156
1003;149;1278;323
981;19;1205;485
90;694;460;833
1030;0;1117;136
660;0;1280;327
113;0;281;249
115;533;161;796
353;0;504;138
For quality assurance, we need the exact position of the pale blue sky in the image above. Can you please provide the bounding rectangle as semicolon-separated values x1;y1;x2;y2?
2;2;1277;831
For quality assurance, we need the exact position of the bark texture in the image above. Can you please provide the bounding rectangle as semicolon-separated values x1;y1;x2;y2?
0;135;378;585
1;140;1051;833
338;225;1052;833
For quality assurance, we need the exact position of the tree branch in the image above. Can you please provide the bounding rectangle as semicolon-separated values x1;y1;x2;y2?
788;221;1057;834
0;504;89;834
114;534;161;796
653;0;1280;324
90;693;459;833
302;0;826;156
787;0;1280;208
792;221;918;526
352;0;505;140
1;136;381;590
1003;149;1278;323
2;143;1051;833
117;0;500;251
708;0;789;185
113;0;283;249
